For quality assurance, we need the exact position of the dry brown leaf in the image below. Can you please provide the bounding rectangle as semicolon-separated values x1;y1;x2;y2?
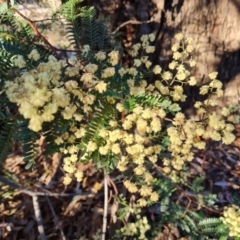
63;195;83;216
76;160;96;177
39;153;61;186
3;155;24;174
110;201;119;223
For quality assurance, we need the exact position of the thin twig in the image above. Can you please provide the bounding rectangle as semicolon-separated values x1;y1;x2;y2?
0;175;95;198
191;199;222;215
182;195;192;217
112;19;154;34
107;176;118;195
176;187;222;215
54;48;82;52
164;117;173;122
102;169;108;240
33;18;65;23
45;195;66;240
108;190;113;203
32;195;47;240
0;175;98;239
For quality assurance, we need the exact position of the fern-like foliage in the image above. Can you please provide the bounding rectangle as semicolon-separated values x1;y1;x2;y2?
198;218;229;238
82;103;115;145
0;46;13;71
0;38;18;87
0;3;53;62
61;0;82;21
61;0;82;49
191;175;205;192
79;6;97;49
15;118;39;164
76;102;117;168
122;94;181;114
81;7;117;50
97;17;112;50
0;6;51;166
151;176;229;239
182;214;199;234
0;6;33;41
0;0;120;169
199;218;223;228
61;0;116;51
0;116;15;165
41;118;72;156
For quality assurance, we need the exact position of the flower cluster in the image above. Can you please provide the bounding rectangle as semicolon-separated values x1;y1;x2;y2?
120;213;150;239
121;33;236;183
3;4;240;237
4;48;121;133
220;205;240;237
6;54;69;132
4;33;237;207
222;104;240;124
5;48;123;184
130;33;155;58
128;33;199;104
60;144;85;185
163;106;235;182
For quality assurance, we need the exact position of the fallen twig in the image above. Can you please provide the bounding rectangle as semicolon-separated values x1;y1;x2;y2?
45;195;66;240
0;175;95;198
102;169;108;240
32;195;47;240
0;175;98;238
